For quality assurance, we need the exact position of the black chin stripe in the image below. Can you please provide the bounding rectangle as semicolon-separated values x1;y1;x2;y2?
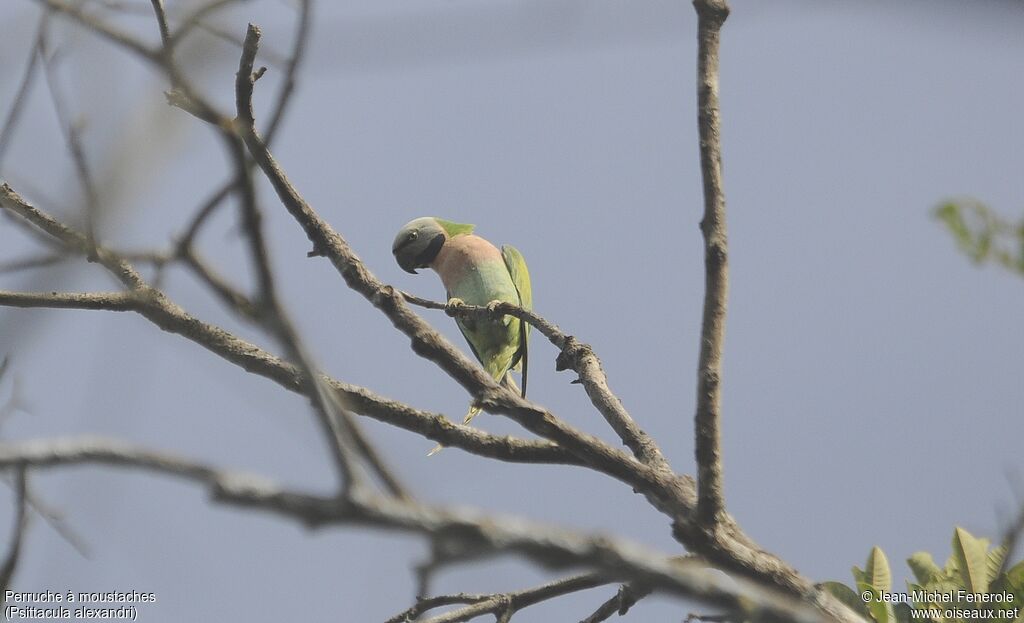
414;233;445;267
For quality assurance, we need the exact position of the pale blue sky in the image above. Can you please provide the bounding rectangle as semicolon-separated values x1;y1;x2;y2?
1;1;1022;621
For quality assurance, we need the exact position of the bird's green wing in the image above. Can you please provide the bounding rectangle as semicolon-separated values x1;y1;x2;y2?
501;245;532;398
447;289;485;365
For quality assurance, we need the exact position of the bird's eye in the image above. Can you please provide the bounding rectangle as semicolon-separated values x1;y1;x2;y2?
408;231;418;241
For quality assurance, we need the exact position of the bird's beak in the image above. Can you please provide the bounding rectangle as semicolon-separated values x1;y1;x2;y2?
393;249;419;274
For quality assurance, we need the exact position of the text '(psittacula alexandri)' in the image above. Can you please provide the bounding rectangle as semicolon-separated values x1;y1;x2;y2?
392;217;532;454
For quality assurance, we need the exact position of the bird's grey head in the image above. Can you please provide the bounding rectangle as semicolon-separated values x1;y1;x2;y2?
392;217;446;274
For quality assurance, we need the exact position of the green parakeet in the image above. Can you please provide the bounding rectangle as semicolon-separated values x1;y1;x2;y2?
392;217;532;454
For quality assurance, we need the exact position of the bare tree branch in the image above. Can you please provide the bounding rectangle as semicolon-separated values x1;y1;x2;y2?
32;0;161;65
385;593;489;623
578;583;651;623
426;573;609;623
39;22;102;253
0;290;140;311
167;0;239;50
263;0;310;146
0;437;832;623
0;16;46;173
0;253;69;275
692;0;730;529
386;573;610;623
148;0;172;48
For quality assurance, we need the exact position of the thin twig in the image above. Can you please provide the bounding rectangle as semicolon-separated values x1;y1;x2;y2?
579;583;651;623
148;0;172;48
263;0;310;146
0;16;47;173
0;467;29;591
692;0;730;529
233;24;363;495
168;0;239;49
39;27;101;253
385;593;489;623
0;253;69;274
181;250;260;319
167;0;288;68
33;0;161;67
404;573;611;623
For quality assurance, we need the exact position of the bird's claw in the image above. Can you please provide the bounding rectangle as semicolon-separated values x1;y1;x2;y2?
444;297;465;317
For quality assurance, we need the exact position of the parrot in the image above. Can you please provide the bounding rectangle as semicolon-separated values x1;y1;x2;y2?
392;217;532;455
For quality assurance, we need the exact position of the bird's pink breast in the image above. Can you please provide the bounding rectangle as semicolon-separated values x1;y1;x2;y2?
431;235;503;293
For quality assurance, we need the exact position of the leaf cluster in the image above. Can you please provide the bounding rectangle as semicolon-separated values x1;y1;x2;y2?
935;201;1024;275
822;527;1024;623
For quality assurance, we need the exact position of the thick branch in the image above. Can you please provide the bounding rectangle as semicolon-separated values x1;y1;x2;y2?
692;0;730;528
0;437;830;623
0;290;139;311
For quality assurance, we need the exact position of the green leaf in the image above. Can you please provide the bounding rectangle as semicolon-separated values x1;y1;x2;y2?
935;203;970;245
853;565;867;586
942;550;961;582
857;581;891;623
908;552;941;585
987;543;1009;584
820;581;870;618
952;527;990;593
866;546;893;592
997;561;1024;613
1006;560;1024;587
893;603;913;623
934;200;1024;275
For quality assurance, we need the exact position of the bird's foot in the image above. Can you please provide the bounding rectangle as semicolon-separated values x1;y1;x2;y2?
444;297;466;317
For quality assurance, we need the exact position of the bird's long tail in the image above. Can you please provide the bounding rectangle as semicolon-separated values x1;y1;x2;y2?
427;375;519;456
